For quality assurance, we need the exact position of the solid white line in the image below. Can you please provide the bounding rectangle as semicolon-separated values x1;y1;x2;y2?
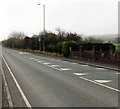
2;55;32;108
1;66;14;108
80;76;120;92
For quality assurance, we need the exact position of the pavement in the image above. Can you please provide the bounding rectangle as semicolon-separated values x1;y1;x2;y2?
1;47;119;107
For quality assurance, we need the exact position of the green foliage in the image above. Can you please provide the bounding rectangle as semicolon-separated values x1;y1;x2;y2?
62;41;77;57
57;42;63;55
113;43;120;53
46;44;56;52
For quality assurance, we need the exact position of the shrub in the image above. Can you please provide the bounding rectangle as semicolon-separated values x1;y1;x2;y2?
62;41;77;57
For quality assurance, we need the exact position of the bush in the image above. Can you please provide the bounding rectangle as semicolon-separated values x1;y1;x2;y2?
62;41;77;57
57;42;63;55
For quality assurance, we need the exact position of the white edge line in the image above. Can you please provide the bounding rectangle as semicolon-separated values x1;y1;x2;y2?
1;66;14;108
80;76;120;92
2;55;32;108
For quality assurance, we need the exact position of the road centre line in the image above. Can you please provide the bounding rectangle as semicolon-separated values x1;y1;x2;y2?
43;63;51;65
2;55;32;108
96;68;106;70
94;80;112;83
115;73;120;74
71;63;77;64
73;73;88;76
61;68;72;71
80;65;89;67
50;65;59;67
79;76;120;92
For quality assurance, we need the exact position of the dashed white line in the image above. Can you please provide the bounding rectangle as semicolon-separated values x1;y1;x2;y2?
80;65;89;67
43;63;50;65
38;61;43;63
96;68;106;70
94;80;112;83
34;59;39;61
50;65;59;67
61;68;72;71
73;73;88;76
80;76;120;92
29;58;34;60
115;73;120;75
71;63;77;64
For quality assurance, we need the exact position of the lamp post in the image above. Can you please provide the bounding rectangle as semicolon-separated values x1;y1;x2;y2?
37;4;45;51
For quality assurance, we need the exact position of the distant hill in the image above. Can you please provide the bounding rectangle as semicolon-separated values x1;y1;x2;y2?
84;34;118;43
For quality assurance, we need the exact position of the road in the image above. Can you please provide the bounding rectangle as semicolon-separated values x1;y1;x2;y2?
0;43;2;108
2;47;119;107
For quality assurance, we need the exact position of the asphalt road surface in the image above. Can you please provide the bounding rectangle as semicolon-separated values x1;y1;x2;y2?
2;47;119;107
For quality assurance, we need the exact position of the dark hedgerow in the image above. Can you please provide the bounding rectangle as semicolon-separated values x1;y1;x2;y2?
61;41;115;57
62;41;77;57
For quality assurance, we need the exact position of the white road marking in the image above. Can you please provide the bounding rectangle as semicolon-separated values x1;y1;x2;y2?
115;73;120;75
43;63;50;65
71;63;77;64
19;52;30;55
30;58;34;60
1;66;14;107
80;65;88;67
80;76;120;92
50;65;59;67
2;55;32;108
73;73;88;76
96;68;106;70
34;59;39;61
94;80;112;83
38;61;43;63
61;68;72;71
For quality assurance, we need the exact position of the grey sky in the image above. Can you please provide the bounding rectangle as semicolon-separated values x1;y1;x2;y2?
0;0;118;40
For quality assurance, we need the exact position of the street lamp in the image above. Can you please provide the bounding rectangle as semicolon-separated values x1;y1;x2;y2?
37;3;45;51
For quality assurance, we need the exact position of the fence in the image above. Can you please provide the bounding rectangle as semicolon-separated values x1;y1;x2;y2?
70;46;120;65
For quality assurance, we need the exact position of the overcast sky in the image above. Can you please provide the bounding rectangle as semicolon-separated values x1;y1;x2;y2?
0;0;118;40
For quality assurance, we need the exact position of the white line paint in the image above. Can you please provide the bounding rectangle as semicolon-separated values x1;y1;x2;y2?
61;68;72;71
1;66;14;107
80;76;120;92
71;63;77;64
50;65;59;67
96;68;106;70
38;61;43;63
34;59;39;61
115;73;120;75
73;73;88;76
29;58;34;60
2;55;32;108
80;65;89;67
43;63;50;65
94;80;112;83
19;52;30;55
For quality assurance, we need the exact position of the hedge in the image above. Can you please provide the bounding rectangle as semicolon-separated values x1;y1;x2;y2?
60;41;115;57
